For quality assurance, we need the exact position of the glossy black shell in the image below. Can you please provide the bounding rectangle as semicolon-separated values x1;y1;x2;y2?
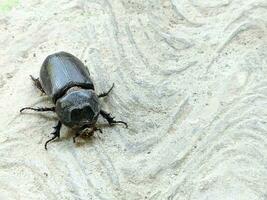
40;52;94;102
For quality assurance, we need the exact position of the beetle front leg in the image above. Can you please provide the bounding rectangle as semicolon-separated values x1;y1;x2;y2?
100;110;128;128
98;83;114;98
20;107;55;113
30;75;45;93
45;121;62;150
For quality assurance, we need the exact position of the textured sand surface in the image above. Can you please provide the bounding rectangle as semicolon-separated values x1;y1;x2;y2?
0;0;267;199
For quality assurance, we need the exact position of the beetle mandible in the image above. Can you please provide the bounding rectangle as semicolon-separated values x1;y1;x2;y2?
20;52;127;149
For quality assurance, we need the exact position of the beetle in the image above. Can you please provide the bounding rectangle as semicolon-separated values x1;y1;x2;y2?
20;51;127;149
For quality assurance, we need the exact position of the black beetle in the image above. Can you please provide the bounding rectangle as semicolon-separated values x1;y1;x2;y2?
20;52;127;149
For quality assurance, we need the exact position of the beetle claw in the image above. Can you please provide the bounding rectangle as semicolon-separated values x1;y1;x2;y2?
44;121;62;150
100;110;128;128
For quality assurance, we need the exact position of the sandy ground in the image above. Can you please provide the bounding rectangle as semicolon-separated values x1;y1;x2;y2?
0;0;267;199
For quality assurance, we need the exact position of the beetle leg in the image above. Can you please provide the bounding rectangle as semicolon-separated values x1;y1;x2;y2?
20;107;55;113
44;121;62;150
98;83;114;98
30;75;45;93
100;110;128;128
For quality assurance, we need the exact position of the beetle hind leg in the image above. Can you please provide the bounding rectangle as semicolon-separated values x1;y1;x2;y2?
98;83;114;98
100;110;128;128
44;121;62;150
30;75;45;93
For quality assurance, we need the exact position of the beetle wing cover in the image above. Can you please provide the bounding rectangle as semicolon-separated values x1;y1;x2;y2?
40;52;94;102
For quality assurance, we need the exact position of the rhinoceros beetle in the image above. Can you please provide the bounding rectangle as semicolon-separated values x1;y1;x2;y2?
20;52;127;149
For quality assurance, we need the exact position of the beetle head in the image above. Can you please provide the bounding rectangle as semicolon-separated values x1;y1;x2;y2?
55;89;100;129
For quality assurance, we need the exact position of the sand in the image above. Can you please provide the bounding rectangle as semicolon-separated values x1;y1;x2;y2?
0;0;267;199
